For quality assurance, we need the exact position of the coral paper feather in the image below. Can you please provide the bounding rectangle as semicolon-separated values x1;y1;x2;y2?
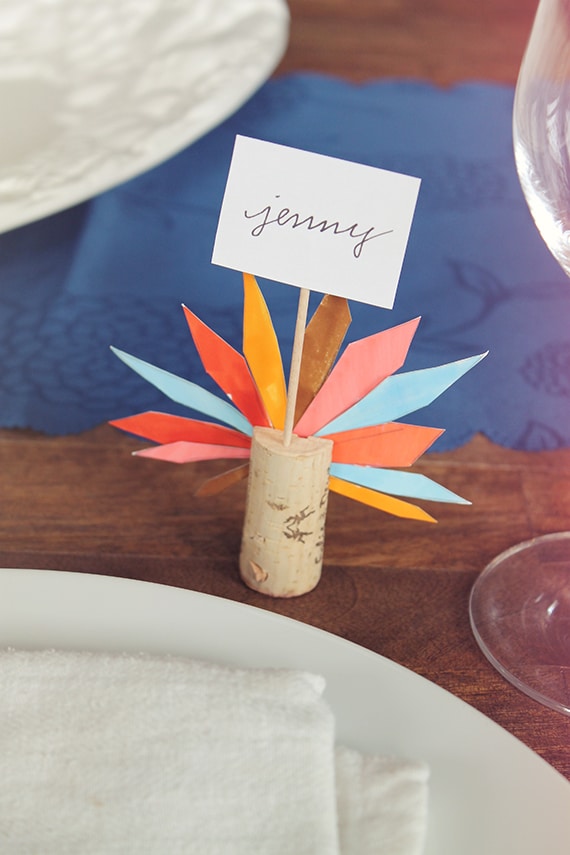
329;475;437;522
110;412;251;448
242;273;287;430
294;317;421;437
134;441;251;464
182;305;269;427
329;423;444;466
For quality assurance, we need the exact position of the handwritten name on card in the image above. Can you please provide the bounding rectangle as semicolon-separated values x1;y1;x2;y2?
212;136;421;309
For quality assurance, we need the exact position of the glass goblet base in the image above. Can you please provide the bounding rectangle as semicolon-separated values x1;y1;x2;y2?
469;531;570;716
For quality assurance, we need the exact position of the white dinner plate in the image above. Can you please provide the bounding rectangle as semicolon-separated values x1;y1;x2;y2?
0;0;288;233
0;568;568;854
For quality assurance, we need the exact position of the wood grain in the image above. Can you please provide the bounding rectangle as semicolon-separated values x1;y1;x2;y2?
277;0;539;85
2;0;570;782
1;427;569;778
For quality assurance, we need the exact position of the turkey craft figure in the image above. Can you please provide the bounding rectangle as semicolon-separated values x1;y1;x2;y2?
111;137;487;597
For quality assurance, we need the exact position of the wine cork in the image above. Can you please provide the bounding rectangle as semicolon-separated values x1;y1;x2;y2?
239;426;333;597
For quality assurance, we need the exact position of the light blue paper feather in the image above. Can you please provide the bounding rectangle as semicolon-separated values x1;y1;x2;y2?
110;347;253;436
330;462;470;504
317;352;487;436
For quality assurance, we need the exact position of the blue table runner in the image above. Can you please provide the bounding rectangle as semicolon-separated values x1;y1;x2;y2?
1;75;568;451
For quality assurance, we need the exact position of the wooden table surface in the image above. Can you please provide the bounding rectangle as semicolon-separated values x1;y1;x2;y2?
2;0;570;782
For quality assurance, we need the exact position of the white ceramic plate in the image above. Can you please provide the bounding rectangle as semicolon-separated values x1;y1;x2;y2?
0;568;568;854
0;0;288;233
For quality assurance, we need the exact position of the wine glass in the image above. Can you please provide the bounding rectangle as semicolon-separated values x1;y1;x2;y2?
469;0;570;716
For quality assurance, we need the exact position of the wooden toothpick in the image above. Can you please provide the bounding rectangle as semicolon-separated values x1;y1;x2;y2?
282;287;311;446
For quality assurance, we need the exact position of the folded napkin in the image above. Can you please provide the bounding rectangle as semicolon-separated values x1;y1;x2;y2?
336;747;429;855
0;649;428;854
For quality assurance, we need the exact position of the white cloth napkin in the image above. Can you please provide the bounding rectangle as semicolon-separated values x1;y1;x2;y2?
336;746;429;855
0;649;428;854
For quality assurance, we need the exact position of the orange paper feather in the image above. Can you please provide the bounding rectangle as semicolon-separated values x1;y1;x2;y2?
329;422;444;467
242;273;287;429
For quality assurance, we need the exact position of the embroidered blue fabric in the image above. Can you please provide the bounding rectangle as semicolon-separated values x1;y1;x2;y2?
0;75;568;450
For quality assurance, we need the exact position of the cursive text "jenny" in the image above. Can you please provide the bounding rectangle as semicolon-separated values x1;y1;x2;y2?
244;196;393;259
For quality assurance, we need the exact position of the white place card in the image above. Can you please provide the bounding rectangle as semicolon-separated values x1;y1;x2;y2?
212;135;420;309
